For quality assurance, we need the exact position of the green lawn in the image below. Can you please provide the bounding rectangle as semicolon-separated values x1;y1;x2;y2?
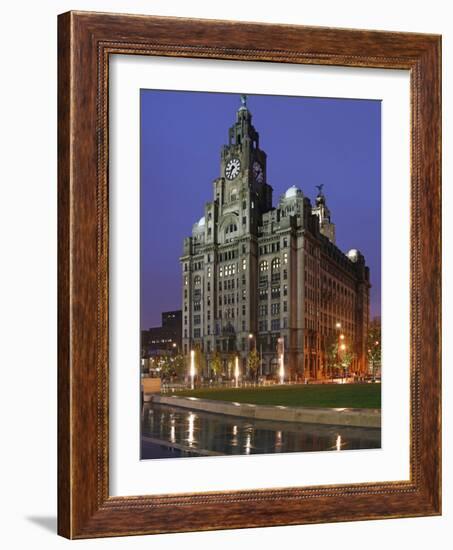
174;383;381;409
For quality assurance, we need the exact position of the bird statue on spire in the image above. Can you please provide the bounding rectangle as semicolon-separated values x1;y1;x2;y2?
240;94;247;108
315;184;324;195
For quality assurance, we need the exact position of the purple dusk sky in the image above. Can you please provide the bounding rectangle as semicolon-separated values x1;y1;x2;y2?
140;90;381;330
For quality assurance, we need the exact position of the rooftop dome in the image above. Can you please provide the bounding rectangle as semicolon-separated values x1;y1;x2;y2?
198;216;206;226
284;185;301;199
347;249;359;262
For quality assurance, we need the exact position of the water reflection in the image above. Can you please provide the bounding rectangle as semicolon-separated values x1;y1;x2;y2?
141;402;381;459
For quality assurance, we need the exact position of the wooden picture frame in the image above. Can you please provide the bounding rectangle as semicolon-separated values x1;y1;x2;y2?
58;11;441;539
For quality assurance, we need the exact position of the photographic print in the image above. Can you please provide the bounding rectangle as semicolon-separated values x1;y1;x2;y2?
140;90;382;460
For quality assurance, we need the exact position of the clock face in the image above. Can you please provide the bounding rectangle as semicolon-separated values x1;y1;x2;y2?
253;161;264;183
225;158;241;180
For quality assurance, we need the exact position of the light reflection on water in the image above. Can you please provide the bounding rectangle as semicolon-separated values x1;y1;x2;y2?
141;402;381;459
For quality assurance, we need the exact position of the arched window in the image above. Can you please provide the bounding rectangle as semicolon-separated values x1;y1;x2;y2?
271;257;280;271
194;275;201;286
259;260;268;272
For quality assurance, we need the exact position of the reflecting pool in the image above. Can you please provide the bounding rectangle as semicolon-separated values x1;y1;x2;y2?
141;402;381;459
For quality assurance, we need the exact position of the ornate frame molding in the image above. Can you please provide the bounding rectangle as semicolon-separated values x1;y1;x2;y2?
58;11;441;538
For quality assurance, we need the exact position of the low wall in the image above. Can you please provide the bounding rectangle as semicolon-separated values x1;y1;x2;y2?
142;377;161;402
153;395;381;428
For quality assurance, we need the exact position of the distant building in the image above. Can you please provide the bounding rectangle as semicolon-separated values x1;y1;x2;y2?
142;310;182;357
180;96;370;379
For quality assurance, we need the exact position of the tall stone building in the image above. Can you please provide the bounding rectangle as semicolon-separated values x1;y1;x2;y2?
181;96;370;380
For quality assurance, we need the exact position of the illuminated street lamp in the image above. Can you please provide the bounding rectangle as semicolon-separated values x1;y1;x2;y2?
234;356;240;388
248;333;256;350
340;334;345;341
335;322;341;329
279;353;285;384
190;349;196;389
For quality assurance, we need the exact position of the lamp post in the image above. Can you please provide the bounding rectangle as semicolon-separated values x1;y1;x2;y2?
248;333;255;350
248;333;256;382
234;355;240;388
190;349;196;389
339;342;346;380
279;353;285;384
332;322;341;379
278;336;285;384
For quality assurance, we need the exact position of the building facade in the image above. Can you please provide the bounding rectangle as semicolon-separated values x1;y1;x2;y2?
142;310;182;357
181;96;370;380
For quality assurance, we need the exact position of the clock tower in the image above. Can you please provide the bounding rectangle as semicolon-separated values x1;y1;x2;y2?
213;95;273;238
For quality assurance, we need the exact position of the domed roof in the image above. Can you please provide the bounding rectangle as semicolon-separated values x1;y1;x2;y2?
347;249;359;262
285;185;301;199
198;216;206;226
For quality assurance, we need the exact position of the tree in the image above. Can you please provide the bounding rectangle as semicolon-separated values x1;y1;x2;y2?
193;343;207;379
157;353;186;381
247;348;260;381
210;351;222;380
172;354;185;380
157;355;174;381
324;334;341;377
367;317;381;379
340;349;355;377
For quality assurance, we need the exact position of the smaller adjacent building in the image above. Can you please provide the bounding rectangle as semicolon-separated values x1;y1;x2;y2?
141;310;182;359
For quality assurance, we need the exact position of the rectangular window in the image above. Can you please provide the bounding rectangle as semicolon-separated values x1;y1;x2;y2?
242;216;246;225
283;301;288;312
194;328;201;338
194;315;201;325
271;303;280;315
271;319;280;331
